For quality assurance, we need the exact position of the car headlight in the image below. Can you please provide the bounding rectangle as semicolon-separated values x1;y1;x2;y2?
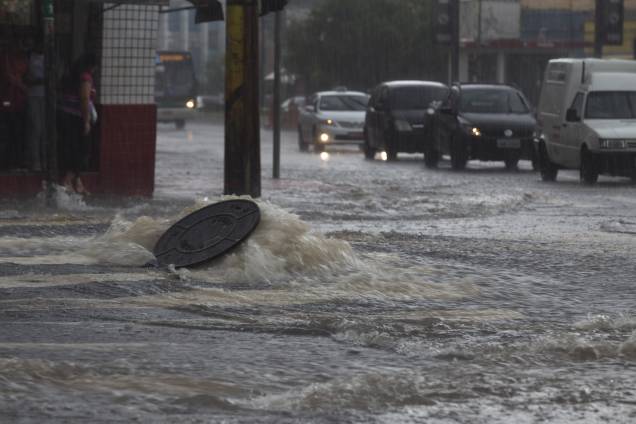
324;118;336;126
462;124;481;137
599;139;626;149
394;119;412;132
186;99;196;109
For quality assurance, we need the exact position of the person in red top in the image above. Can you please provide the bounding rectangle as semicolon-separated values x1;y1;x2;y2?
0;45;28;170
57;53;98;194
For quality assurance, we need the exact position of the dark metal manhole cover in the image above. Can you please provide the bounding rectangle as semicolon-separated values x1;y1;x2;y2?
153;199;260;268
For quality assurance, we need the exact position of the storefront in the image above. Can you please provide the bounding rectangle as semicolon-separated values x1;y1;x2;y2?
0;0;165;197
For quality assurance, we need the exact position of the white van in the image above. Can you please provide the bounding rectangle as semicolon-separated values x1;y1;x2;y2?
535;58;636;183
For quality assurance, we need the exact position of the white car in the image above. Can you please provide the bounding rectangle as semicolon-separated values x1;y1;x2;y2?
536;58;636;184
297;89;370;152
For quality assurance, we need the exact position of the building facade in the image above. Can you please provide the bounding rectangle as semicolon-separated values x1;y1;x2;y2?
458;0;636;105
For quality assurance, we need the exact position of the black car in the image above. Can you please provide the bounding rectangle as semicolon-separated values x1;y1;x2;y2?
428;83;537;170
364;81;449;160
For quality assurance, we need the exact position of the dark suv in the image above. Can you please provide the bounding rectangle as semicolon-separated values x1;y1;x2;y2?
364;81;449;160
428;83;536;170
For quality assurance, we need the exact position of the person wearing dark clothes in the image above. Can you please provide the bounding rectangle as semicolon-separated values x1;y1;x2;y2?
57;53;97;194
0;46;28;170
24;39;45;172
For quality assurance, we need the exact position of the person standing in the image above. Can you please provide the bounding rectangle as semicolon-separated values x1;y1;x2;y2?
0;45;28;170
57;53;97;194
24;38;45;172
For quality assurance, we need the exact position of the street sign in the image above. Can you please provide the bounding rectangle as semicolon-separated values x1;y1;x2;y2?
153;199;260;268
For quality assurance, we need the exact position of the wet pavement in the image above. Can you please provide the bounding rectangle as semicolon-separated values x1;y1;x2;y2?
1;117;636;423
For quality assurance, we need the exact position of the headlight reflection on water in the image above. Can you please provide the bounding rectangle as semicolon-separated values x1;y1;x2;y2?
380;151;388;161
320;152;330;161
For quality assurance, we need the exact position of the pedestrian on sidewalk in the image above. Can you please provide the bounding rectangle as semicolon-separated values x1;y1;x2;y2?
24;35;45;172
57;52;98;194
0;43;28;170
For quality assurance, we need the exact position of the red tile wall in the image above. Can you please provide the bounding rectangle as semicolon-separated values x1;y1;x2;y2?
98;104;156;196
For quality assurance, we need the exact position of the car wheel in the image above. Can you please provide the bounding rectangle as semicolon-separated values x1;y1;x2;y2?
538;142;558;182
298;126;308;152
504;152;519;171
312;128;325;153
363;129;376;160
450;134;468;170
580;145;599;185
424;146;439;168
384;131;398;161
531;147;539;171
175;119;185;129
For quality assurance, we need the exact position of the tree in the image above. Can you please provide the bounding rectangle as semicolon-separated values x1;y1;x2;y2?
285;0;447;94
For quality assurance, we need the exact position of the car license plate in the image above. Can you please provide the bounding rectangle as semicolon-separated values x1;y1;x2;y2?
497;138;521;148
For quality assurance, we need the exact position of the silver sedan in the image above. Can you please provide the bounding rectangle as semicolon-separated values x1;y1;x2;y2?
297;90;370;152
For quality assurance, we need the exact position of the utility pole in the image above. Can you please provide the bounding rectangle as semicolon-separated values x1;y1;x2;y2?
450;0;460;83
224;0;261;197
42;0;58;206
272;9;281;179
594;0;604;58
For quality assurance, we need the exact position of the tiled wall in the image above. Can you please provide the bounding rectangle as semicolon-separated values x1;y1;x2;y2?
98;105;157;196
101;3;159;105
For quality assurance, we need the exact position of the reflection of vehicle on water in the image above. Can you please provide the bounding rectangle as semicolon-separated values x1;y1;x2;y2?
155;51;197;129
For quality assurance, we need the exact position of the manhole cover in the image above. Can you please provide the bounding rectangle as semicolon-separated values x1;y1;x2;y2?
153;199;260;268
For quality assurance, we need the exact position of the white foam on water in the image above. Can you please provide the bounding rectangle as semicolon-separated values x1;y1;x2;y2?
35;184;94;212
574;313;636;331
246;371;434;413
535;328;636;361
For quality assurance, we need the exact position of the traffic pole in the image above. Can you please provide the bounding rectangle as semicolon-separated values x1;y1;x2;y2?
272;9;281;179
42;0;58;206
450;0;460;83
224;0;261;197
594;0;604;58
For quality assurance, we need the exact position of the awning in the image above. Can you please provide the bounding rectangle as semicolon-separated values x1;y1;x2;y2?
85;0;169;5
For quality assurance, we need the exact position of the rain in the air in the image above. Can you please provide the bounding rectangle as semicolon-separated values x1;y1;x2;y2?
1;0;636;423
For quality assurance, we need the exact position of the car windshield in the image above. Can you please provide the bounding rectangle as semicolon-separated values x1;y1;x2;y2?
459;89;530;114
319;95;369;111
585;91;636;119
389;86;448;109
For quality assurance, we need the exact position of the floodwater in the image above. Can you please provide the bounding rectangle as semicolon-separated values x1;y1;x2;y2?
1;118;636;423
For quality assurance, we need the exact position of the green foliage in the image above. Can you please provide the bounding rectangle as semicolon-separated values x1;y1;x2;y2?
285;0;447;94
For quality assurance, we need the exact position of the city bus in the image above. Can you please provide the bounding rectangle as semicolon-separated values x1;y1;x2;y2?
155;50;198;129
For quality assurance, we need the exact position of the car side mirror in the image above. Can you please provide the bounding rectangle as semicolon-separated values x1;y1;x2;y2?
566;108;580;122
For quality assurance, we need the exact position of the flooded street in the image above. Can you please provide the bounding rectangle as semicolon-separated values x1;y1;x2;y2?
1;118;636;423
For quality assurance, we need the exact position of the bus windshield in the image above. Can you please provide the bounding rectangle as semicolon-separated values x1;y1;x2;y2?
155;52;196;101
585;91;636;119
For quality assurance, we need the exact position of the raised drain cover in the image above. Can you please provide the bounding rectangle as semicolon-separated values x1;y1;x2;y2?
153;199;260;268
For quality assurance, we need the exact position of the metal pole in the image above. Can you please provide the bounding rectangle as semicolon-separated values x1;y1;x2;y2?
451;0;460;82
224;0;261;197
42;0;58;206
594;0;604;58
272;9;281;179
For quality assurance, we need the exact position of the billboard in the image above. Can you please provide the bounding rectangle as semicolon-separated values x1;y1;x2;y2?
461;0;521;43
